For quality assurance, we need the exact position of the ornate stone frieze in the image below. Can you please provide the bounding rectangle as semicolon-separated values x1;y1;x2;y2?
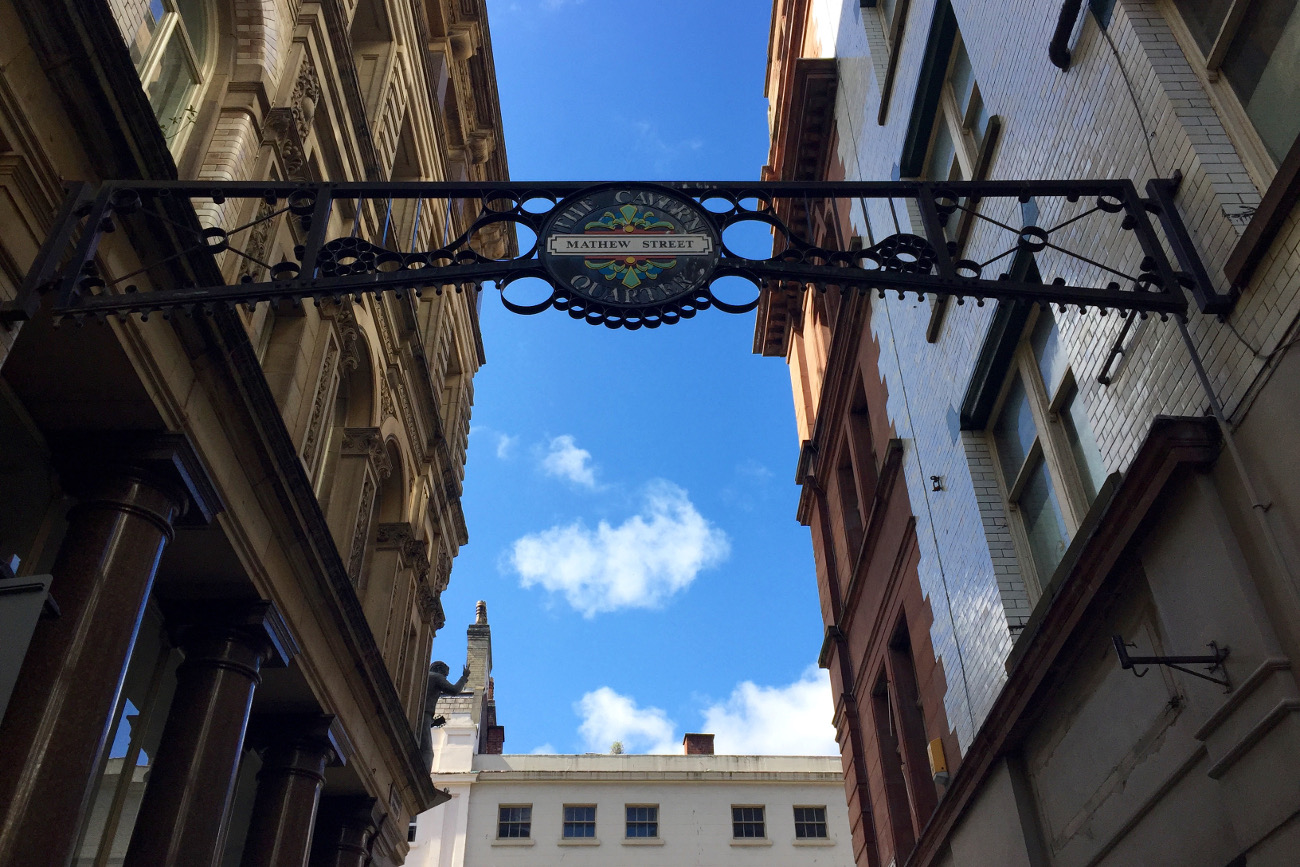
380;370;397;420
348;472;376;584
239;199;278;281
300;334;340;474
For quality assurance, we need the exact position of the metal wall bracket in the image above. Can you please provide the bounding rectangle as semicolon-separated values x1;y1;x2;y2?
1113;634;1232;692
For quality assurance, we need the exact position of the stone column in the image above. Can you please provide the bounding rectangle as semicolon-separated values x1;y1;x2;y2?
123;602;295;867
0;437;211;867
240;716;348;867
307;797;379;867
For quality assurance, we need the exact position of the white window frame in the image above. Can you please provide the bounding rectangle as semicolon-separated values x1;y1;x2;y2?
561;804;597;840
495;804;533;840
986;310;1101;594
793;805;829;839
1163;0;1289;187
129;0;212;150
624;804;660;840
731;804;767;840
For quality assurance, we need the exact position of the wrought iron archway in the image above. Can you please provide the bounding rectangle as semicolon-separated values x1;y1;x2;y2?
0;175;1234;330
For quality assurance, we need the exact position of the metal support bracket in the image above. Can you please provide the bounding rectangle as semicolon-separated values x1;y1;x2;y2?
0;178;1223;330
1113;634;1232;692
1145;171;1238;315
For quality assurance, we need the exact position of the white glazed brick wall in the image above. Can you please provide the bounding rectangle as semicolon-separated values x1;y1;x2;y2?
813;0;1300;751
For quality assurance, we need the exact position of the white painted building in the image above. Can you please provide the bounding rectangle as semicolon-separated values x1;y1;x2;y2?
409;610;853;867
412;743;853;867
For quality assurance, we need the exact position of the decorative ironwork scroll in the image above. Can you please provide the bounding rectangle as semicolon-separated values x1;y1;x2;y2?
0;177;1234;331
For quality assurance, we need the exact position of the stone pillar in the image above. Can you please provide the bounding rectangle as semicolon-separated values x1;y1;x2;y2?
123;602;295;867
240;715;348;867
0;438;211;867
308;797;379;867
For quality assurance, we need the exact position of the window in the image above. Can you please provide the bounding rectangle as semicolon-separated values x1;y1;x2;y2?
125;0;211;144
732;806;766;839
924;37;991;185
988;310;1106;590
497;805;532;839
1170;0;1300;168
862;0;912;121
793;807;828;839
563;805;596;839
625;805;658;839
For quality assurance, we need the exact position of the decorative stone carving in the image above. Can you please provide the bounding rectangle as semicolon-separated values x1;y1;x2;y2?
300;335;340;474
347;473;376;584
375;522;413;549
263;56;320;181
341;428;393;479
433;549;451;592
239;200;278;281
380;370;397;420
467;130;494;166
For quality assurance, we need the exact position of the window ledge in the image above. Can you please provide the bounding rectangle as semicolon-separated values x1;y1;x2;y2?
622;837;665;846
557;837;600;846
491;838;535;847
793;837;837;847
731;838;774;847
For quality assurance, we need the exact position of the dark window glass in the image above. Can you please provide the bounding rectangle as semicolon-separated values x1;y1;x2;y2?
497;805;531;839
563;805;596;838
794;806;829;838
732;806;766;839
625;805;658;838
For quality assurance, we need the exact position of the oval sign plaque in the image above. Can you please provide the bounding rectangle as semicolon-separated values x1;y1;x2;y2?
539;185;721;320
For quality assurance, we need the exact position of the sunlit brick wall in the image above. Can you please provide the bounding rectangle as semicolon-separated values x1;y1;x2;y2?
822;0;1300;751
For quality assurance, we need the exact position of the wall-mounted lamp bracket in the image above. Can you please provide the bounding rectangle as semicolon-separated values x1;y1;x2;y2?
1112;635;1231;692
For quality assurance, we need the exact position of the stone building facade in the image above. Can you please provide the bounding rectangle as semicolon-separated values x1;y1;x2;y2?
762;1;1300;866
408;608;853;867
0;1;508;865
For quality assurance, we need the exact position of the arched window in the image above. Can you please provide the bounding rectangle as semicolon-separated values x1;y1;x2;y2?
125;0;212;144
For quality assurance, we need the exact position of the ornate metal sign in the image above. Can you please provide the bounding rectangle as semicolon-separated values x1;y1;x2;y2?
0;177;1234;332
537;185;720;323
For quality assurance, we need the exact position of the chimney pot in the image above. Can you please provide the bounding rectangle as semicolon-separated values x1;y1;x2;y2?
683;733;714;755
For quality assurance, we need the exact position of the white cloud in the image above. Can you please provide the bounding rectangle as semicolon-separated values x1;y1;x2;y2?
702;666;839;756
508;481;729;617
540;434;597;488
495;433;519;460
529;742;556;755
576;688;677;754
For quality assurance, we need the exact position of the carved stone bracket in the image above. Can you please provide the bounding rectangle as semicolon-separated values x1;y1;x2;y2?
263;56;320;181
341;427;392;479
433;549;451;592
375;521;413;550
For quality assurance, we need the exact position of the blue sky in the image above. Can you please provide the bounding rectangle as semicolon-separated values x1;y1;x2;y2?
434;0;838;756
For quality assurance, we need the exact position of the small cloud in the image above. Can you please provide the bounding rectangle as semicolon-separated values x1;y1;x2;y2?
576;687;677;754
507;481;729;617
540;0;584;9
529;742;556;755
702;666;838;755
540;434;597;488
495;433;519;460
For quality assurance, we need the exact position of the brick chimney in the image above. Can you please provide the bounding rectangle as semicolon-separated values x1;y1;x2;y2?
683;733;714;755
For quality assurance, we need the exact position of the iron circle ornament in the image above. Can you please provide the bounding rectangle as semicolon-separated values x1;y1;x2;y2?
538;184;721;327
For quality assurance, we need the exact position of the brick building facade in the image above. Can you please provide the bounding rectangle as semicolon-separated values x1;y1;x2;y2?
762;1;1300;866
0;1;508;865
